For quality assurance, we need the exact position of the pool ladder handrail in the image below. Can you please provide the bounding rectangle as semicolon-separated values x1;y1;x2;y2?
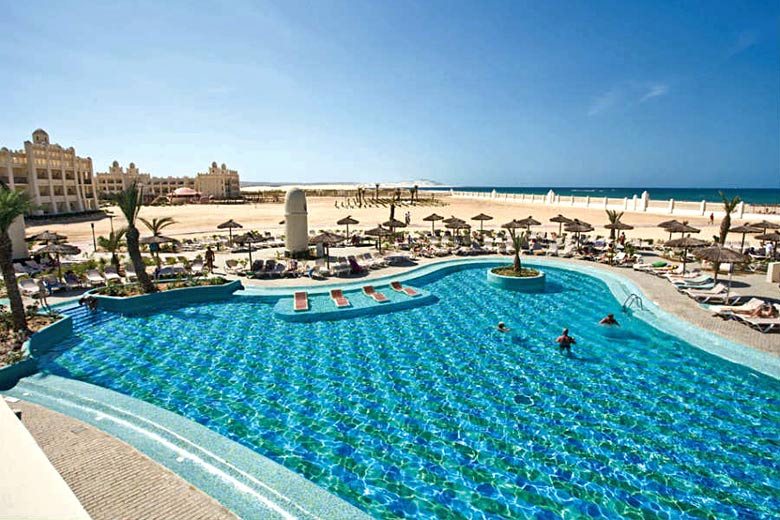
622;293;644;312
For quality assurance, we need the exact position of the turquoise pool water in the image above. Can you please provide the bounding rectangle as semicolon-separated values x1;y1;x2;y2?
39;264;779;519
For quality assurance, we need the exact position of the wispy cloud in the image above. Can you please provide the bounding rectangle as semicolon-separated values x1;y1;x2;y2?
727;30;758;58
640;84;669;103
588;81;669;116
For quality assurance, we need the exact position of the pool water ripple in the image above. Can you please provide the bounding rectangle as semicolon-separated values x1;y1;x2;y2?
41;264;780;519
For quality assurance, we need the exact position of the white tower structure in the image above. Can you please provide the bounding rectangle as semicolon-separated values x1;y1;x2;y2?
284;188;309;257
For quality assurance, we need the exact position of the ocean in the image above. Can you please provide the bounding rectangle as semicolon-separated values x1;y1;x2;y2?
424;187;780;205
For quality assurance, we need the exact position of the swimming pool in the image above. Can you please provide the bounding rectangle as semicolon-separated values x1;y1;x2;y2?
36;262;780;519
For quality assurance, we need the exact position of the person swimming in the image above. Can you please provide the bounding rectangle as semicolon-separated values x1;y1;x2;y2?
556;328;576;354
497;321;510;332
599;313;619;326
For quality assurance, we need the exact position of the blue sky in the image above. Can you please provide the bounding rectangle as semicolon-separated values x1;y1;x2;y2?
1;1;777;187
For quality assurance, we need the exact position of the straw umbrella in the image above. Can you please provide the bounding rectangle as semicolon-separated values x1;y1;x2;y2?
27;230;67;243
666;221;700;238
364;225;391;253
564;220;593;246
217;219;243;244
729;225;761;253
755;232;780;260
383;218;407;235
233;232;264;266
337;215;359;238
663;236;710;273
750;220;780;235
471;213;493;235
422;213;444;234
658;219;683;241
445;220;470;239
516;216;541;234
309;231;345;268
33;243;80;281
694;246;749;295
140;235;180;268
550;214;573;236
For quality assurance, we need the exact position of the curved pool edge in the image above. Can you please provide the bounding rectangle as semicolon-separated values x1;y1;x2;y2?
5;373;372;520
240;256;780;380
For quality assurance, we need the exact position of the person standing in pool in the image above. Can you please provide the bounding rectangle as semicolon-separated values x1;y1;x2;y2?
599;314;619;326
556;328;576;354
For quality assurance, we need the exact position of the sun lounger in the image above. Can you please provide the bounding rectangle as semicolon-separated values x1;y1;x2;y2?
86;269;106;287
103;267;122;282
685;285;739;304
670;274;711;286
710;298;766;317
390;281;419;297
123;263;139;281
190;261;205;276
363;285;389;302
42;275;64;293
293;291;309;311
330;289;350;308
18;278;41;297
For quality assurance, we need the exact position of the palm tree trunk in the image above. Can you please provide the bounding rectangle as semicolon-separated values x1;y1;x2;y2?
0;232;27;331
126;226;156;293
719;214;730;246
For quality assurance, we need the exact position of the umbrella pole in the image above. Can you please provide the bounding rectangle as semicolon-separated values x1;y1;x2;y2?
229;228;233;245
248;243;252;266
57;253;62;282
431;222;434;235
740;233;746;253
326;244;330;268
682;247;687;273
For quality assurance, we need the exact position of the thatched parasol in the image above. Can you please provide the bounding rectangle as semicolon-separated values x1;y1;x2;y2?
365;225;392;253
664;236;710;273
516;216;541;232
564;219;594;245
27;230;67;243
33;242;80;281
141;235;180;268
694;246;749;289
550;214;573;236
658;219;683;241
217;219;243;243
471;213;493;234
755;232;780;260
337;215;359;238
445;220;470;236
422;213;444;234
665;221;700;241
750;220;780;234
383;218;407;233
729;225;761;253
310;231;345;268
233;232;265;265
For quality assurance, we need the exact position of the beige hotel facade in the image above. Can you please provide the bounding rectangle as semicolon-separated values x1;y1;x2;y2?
0;129;99;215
95;161;240;200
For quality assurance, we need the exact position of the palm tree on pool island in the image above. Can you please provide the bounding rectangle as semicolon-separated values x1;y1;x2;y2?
113;182;157;293
97;227;127;273
0;185;35;331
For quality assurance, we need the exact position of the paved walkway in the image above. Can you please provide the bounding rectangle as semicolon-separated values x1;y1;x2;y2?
8;399;238;520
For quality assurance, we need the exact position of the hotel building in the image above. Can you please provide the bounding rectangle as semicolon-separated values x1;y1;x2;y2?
0;129;99;215
96;161;240;200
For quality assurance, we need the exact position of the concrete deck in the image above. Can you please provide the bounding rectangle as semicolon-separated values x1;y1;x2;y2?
4;398;237;520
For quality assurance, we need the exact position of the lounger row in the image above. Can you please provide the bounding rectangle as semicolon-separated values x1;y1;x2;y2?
710;299;780;333
292;282;420;311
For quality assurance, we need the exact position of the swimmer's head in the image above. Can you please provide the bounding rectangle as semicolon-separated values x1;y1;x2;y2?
498;322;505;328
562;328;568;334
607;314;614;319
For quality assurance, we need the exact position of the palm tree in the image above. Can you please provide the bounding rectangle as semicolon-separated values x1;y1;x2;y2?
0;186;34;331
113;183;156;293
718;192;741;246
97;227;127;272
606;210;624;241
139;216;176;237
507;228;527;272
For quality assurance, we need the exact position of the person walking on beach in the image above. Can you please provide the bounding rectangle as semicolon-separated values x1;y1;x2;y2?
205;246;215;272
556;328;576;355
709;212;714;225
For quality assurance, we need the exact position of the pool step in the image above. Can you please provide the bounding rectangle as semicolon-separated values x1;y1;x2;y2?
59;305;115;331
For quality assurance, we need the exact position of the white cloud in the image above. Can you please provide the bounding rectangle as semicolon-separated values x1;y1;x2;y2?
588;82;669;116
640;84;669;103
727;30;758;58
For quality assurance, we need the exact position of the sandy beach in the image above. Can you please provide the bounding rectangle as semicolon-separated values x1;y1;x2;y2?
25;193;758;251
